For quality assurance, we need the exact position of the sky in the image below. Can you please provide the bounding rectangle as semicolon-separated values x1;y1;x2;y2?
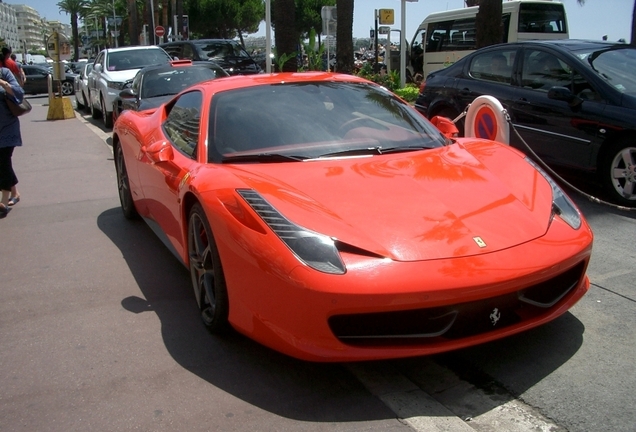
7;0;633;43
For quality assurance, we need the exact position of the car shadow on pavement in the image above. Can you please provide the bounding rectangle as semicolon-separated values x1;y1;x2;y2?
97;203;591;424
97;207;401;424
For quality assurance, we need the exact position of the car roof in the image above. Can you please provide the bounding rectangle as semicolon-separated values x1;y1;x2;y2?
102;46;167;54
136;60;227;74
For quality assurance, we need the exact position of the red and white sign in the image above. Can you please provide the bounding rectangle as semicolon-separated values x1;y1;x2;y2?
155;26;165;37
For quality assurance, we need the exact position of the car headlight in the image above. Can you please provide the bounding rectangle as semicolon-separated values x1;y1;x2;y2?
106;80;126;90
526;157;581;230
237;189;346;274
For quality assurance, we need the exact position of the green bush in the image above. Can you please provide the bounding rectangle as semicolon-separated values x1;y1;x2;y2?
394;85;420;103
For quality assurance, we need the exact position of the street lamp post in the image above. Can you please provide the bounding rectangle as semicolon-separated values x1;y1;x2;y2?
112;0;118;48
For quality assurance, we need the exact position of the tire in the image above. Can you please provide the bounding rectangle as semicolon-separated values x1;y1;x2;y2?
76;94;84;110
114;144;138;219
188;203;230;334
61;81;74;96
82;92;90;113
599;138;636;207
101;97;113;128
90;92;101;119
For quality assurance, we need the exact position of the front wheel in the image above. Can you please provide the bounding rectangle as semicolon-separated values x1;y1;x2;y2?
600;138;636;206
188;204;229;333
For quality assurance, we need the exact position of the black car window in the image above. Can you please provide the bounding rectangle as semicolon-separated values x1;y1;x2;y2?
470;49;516;84
521;50;571;91
162;91;202;159
163;45;182;59
142;67;222;99
182;44;195;60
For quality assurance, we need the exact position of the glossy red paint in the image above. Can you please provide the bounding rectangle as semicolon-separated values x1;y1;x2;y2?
113;72;594;362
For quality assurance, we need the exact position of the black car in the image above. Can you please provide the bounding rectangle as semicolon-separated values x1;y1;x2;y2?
159;39;261;75
415;39;636;206
112;60;228;121
22;64;76;96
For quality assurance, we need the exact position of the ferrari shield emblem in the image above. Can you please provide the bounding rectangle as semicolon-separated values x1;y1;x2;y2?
473;236;487;248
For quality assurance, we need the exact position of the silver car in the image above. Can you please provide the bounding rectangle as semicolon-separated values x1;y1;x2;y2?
87;46;172;128
74;62;92;112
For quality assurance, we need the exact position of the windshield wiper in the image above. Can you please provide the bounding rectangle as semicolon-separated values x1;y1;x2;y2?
221;153;307;163
319;145;433;158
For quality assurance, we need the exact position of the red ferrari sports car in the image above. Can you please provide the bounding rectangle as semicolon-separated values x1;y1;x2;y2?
113;72;593;362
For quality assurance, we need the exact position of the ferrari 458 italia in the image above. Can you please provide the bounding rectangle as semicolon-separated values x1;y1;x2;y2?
113;72;593;362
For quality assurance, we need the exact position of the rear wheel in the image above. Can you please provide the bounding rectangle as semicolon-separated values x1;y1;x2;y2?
188;204;229;334
61;81;74;96
114;144;138;219
90;92;101;119
101;97;113;128
600;137;636;207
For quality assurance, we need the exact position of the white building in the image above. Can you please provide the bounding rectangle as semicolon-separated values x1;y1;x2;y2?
0;2;20;51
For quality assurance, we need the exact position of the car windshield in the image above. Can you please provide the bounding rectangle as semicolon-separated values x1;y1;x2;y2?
142;66;223;98
208;81;447;163
194;41;250;59
107;49;171;71
576;46;636;95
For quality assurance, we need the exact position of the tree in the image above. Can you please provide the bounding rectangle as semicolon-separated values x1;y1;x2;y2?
272;0;298;71
335;0;353;73
57;0;89;61
475;0;502;48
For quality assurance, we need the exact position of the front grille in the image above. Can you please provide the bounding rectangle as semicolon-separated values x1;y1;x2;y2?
328;261;585;346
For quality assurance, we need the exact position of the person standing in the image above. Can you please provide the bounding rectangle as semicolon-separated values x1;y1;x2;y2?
1;47;24;86
10;53;26;86
0;56;24;217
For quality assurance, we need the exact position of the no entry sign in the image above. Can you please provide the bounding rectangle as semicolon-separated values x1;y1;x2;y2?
155;26;165;37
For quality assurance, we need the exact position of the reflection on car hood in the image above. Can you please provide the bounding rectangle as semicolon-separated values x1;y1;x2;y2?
218;140;554;261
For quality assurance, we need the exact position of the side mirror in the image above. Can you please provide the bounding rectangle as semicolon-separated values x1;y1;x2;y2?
143;141;174;164
548;86;582;107
430;115;459;138
119;88;136;99
93;64;102;73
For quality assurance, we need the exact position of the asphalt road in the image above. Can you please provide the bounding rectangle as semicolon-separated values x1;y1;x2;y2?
1;96;634;431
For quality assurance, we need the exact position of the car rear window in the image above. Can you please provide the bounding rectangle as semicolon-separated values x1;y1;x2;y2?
107;49;171;71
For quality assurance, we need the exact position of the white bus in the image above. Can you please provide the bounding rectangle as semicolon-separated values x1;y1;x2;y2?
408;0;569;79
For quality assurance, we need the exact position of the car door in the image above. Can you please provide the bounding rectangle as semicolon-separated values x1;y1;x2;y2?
88;52;104;108
23;66;49;94
137;90;204;252
509;47;606;169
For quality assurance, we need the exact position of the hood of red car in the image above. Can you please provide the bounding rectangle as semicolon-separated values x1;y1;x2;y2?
222;141;554;261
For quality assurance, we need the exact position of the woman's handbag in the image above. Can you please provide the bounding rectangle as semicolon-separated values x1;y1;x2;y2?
5;94;32;117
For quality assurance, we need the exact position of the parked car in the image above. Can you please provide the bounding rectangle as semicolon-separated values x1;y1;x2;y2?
74;62;93;111
414;39;636;207
112;72;593;362
112;60;228;122
22;64;76;96
159;39;261;75
88;45;172;128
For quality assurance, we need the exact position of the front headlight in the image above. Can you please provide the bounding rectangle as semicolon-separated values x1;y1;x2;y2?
526;157;581;229
237;189;346;275
106;80;126;90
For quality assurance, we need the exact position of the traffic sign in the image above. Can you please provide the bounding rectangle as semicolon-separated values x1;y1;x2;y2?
155;26;165;37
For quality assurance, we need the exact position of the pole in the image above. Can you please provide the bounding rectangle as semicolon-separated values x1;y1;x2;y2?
374;10;379;72
150;0;156;45
265;0;271;73
112;0;118;47
400;0;407;87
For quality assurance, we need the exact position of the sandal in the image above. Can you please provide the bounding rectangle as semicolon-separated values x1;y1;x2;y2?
0;204;8;217
8;196;20;206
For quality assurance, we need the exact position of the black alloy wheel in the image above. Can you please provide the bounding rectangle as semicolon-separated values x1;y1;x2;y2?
188;203;230;333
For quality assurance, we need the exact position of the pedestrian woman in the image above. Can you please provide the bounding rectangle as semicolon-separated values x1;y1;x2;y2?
0;57;24;217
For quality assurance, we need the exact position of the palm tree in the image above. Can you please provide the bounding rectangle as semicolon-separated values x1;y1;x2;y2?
335;0;353;73
57;0;89;61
